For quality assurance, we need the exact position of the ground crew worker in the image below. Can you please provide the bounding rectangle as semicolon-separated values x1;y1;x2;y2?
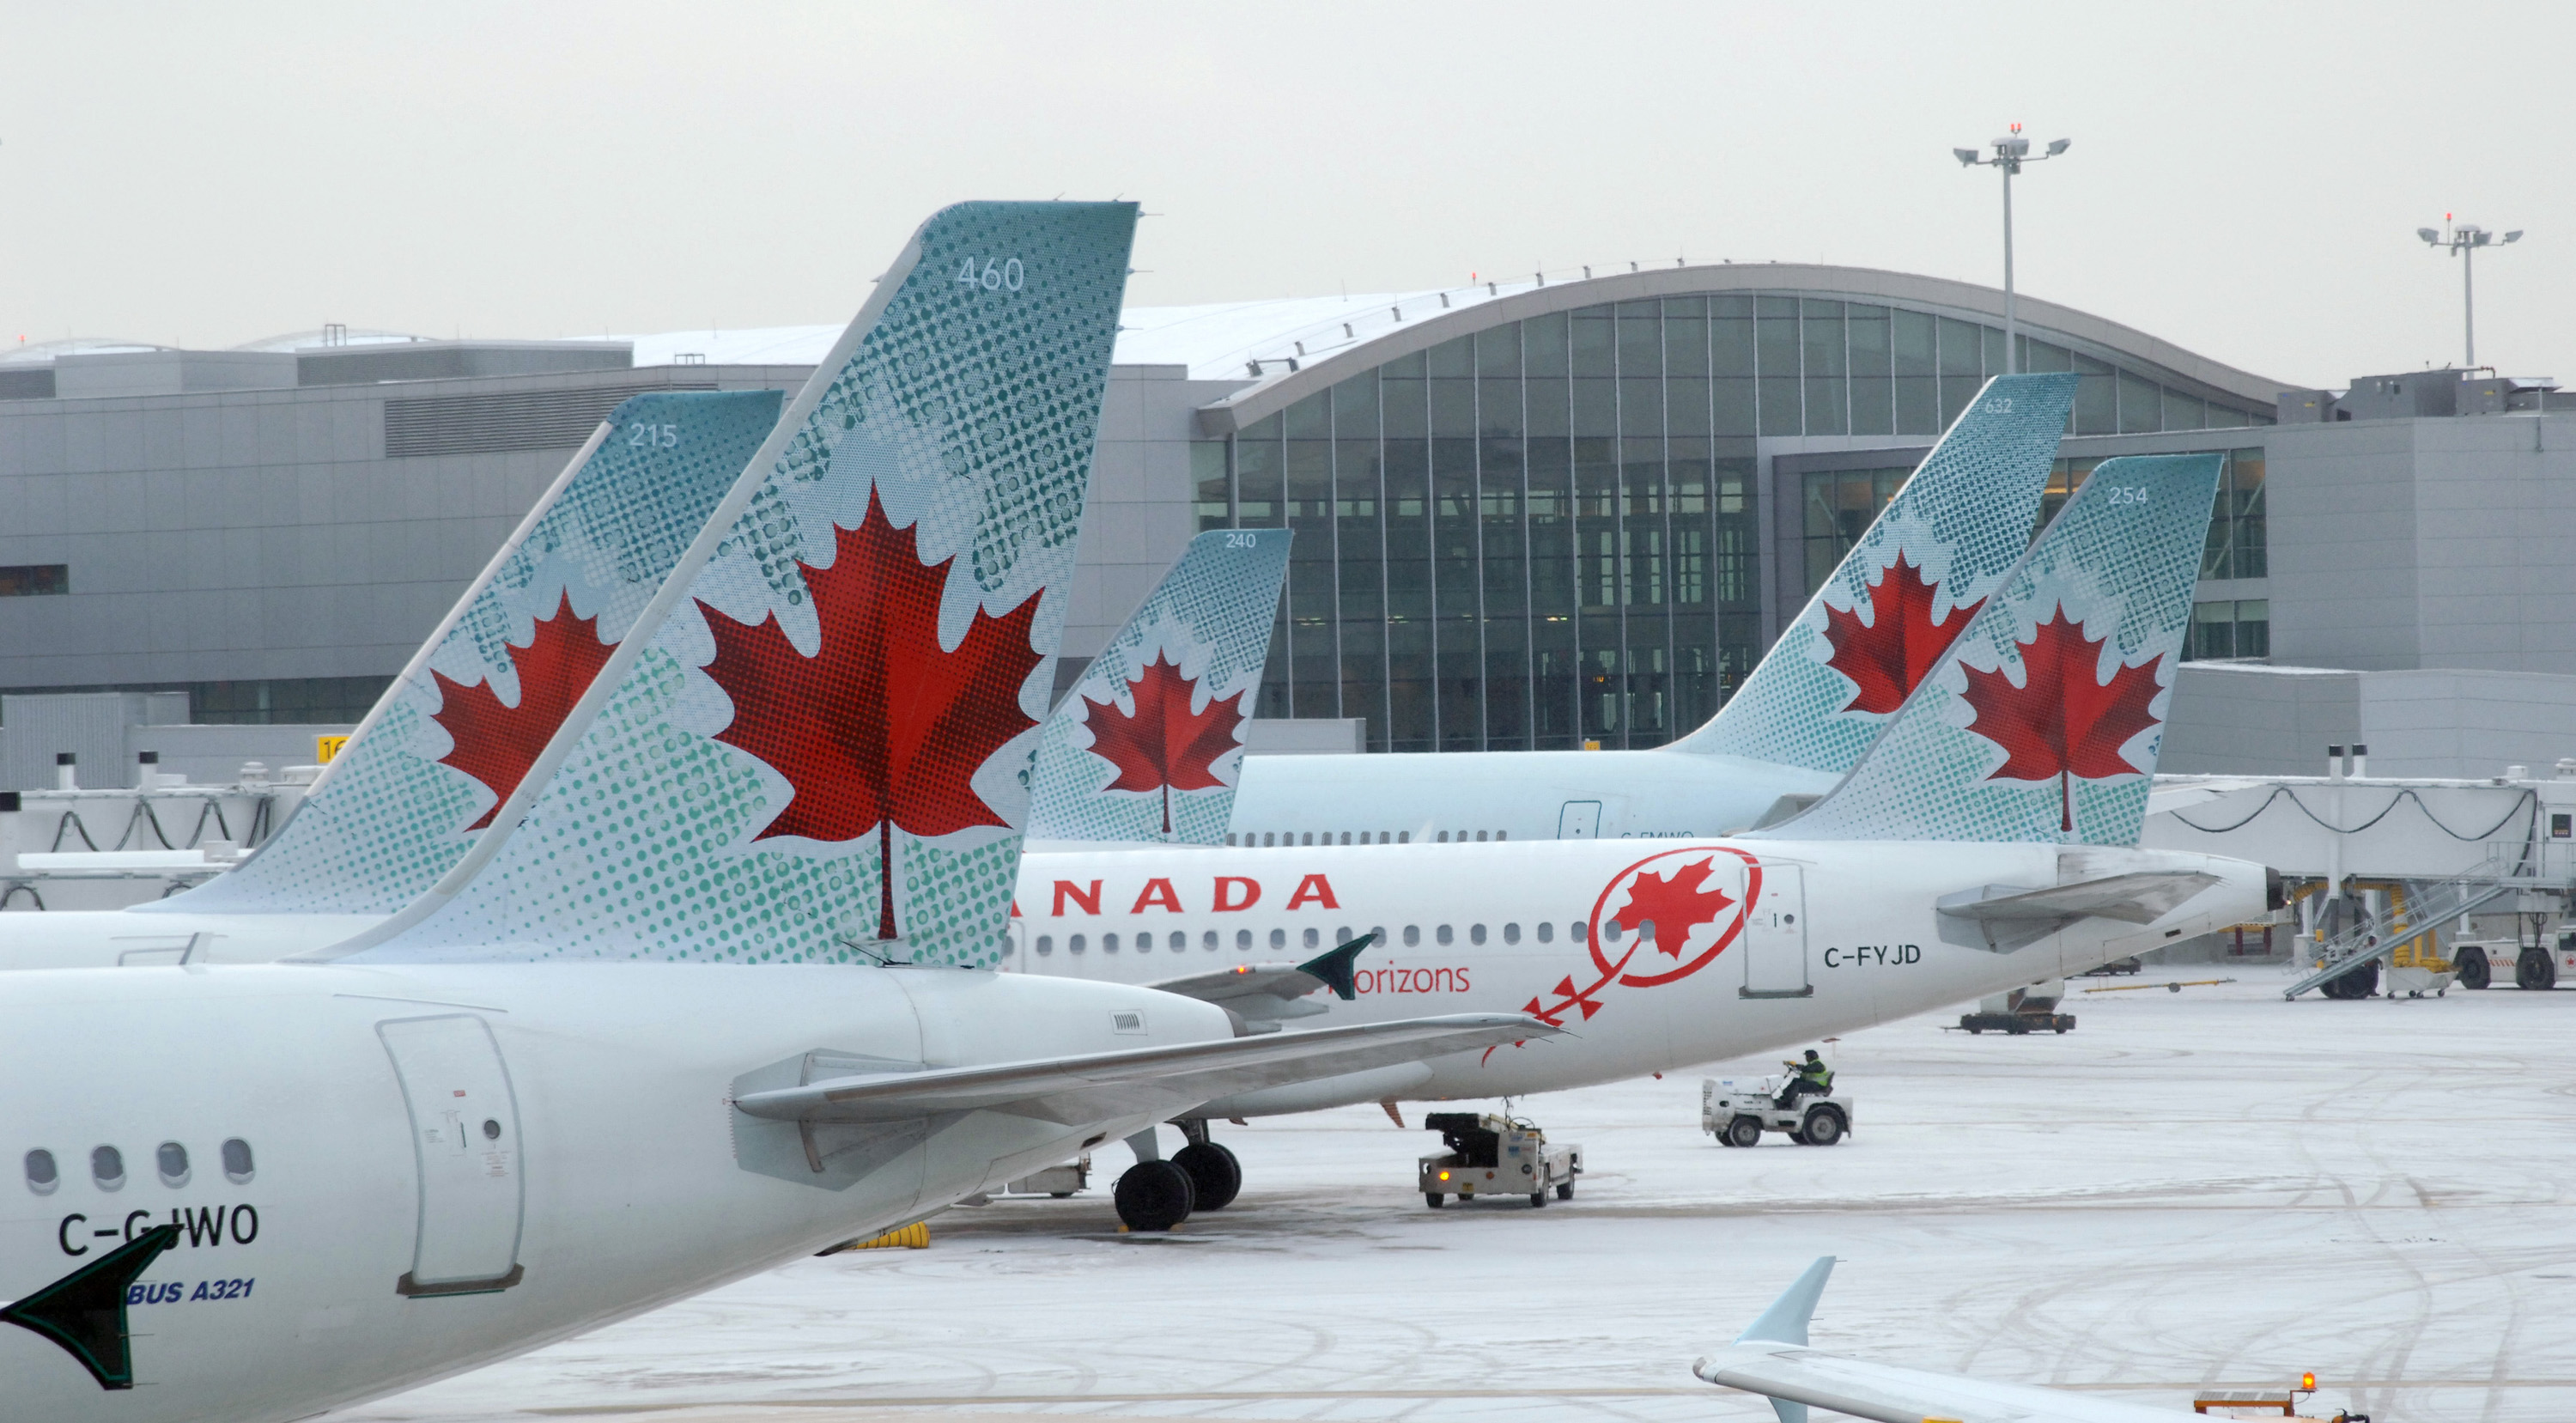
1775;1049;1832;1110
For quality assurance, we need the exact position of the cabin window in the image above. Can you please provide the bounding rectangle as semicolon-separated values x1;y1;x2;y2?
1303;927;1320;949
1340;831;1352;845
1437;831;1449;843
1403;925;1421;946
156;1142;189;1189
1504;922;1521;945
1269;927;1287;950
1470;923;1487;946
1168;931;1186;951
1103;933;1121;953
1335;926;1353;945
1370;926;1387;946
1069;933;1088;954
1262;833;1276;847
1203;930;1219;951
23;1148;58;1195
1236;929;1253;951
1476;830;1488;842
1572;921;1589;943
1225;834;1238;846
1537;921;1555;944
1035;934;1054;956
92;1146;125;1191
1437;924;1455;946
1496;830;1508;841
1602;921;1625;943
1398;831;1411;843
221;1139;254;1184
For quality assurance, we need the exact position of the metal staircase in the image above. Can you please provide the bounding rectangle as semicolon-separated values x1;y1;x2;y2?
2282;848;2560;999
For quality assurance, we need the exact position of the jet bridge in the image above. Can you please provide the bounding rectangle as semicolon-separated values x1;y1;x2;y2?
2142;758;2576;998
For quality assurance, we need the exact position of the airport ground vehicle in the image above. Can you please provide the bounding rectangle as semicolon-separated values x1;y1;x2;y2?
2447;923;2576;991
1702;1076;1853;1146
1419;1112;1578;1207
1959;978;2075;1033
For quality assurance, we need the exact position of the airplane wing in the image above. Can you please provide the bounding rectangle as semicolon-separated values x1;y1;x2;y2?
1142;934;1373;1032
1937;872;2221;952
732;1013;1545;1126
1698;1257;2207;1423
1696;1341;2201;1423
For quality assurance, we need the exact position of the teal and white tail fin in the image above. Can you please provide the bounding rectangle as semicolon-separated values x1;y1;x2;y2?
1026;527;1292;844
1750;453;2222;845
331;202;1139;966
153;390;781;916
1674;373;2077;771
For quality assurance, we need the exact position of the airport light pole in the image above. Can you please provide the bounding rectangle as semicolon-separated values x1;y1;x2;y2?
1953;125;2069;374
2417;216;2523;368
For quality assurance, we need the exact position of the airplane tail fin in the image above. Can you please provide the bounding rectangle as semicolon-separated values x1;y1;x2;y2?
1674;374;2077;772
1026;527;1291;844
157;389;781;916
1748;454;2222;846
332;202;1139;966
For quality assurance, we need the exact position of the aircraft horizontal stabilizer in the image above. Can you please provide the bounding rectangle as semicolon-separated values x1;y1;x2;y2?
732;1013;1550;1125
1942;870;2221;925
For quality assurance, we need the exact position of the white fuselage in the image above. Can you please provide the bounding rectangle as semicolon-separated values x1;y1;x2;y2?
1007;838;2267;1110
1225;749;1836;846
0;841;2267;1116
0;964;1224;1423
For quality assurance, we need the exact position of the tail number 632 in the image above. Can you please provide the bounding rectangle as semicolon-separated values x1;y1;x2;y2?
957;257;1025;292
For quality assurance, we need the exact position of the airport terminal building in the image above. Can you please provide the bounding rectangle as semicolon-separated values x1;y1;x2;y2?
1;264;2569;781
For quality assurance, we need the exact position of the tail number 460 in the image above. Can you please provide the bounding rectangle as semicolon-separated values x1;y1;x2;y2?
958;257;1025;292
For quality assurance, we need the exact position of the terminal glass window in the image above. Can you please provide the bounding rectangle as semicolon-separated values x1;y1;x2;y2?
1800;467;1915;595
0;564;68;597
2188;599;2269;660
1209;289;2272;751
2202;448;2267;580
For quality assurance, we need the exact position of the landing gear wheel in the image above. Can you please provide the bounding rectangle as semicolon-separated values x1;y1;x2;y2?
1425;1193;1445;1208
1724;1115;1764;1149
1530;1190;1547;1207
1171;1140;1242;1211
2457;947;2492;990
2518;947;2557;991
1113;1159;1195;1231
1556;1181;1574;1201
1799;1107;1847;1146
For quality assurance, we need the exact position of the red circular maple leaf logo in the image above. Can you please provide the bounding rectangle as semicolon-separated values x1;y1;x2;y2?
1587;845;1763;989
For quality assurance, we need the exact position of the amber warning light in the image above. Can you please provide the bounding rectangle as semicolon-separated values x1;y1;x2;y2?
2300;1373;2317;1391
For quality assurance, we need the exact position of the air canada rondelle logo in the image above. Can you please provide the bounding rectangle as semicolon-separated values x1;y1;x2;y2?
1511;845;1765;1037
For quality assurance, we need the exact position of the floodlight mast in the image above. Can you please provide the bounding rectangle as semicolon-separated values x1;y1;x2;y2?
2419;216;2524;368
1953;124;2070;374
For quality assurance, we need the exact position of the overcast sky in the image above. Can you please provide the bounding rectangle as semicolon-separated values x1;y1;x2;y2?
3;3;2566;389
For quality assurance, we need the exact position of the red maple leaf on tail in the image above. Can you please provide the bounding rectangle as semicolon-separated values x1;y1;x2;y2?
1081;653;1247;835
696;492;1043;940
1959;607;2165;834
1608;857;1735;960
1822;550;1984;715
431;590;616;830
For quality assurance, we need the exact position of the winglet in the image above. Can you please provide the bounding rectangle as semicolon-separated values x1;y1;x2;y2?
1738;1255;1835;1347
1296;932;1376;1000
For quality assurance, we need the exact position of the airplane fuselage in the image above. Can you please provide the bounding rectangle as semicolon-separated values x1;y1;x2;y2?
1006;837;2266;1110
0;964;1218;1423
1225;749;1837;846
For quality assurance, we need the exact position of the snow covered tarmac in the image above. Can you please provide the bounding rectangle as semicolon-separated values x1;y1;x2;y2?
349;976;2576;1423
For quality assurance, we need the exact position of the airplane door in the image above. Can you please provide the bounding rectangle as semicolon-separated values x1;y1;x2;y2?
378;1015;526;1296
1558;801;1603;839
1741;865;1813;999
